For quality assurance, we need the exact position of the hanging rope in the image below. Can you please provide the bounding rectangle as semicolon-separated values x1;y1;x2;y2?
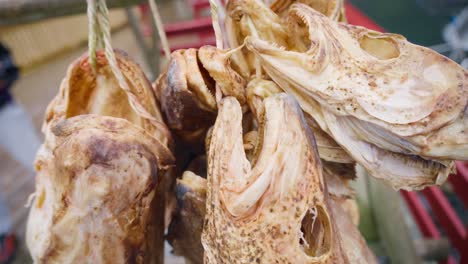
148;0;171;60
86;0;171;144
87;0;101;72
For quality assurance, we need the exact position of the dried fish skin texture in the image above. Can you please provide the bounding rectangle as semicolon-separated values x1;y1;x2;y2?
270;0;346;21
198;45;248;104
245;4;464;189
27;115;172;264
304;113;353;163
44;50;172;147
27;51;174;264
202;94;375;263
167;171;207;264
246;78;352;163
246;4;467;146
225;0;289;77
154;49;217;146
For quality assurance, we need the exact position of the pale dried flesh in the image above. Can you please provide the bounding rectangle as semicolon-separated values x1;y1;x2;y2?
27;51;174;264
225;0;289;77
247;78;352;163
198;45;248;104
246;4;466;189
201;94;376;263
270;0;346;21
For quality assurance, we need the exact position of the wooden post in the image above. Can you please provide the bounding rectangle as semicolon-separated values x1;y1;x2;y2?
147;1;163;79
125;8;159;79
359;166;422;264
414;238;451;261
0;0;146;25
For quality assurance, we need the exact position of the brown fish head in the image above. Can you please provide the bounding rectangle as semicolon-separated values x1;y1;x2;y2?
27;115;173;264
202;93;349;263
27;51;175;264
47;50;172;147
167;171;207;264
155;49;217;148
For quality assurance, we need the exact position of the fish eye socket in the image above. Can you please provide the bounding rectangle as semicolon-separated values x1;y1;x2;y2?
359;35;400;60
299;205;332;258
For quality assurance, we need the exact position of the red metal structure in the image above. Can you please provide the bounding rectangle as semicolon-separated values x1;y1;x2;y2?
142;1;468;262
139;2;216;52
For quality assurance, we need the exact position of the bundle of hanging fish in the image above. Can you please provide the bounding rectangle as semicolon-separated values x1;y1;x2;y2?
26;0;466;263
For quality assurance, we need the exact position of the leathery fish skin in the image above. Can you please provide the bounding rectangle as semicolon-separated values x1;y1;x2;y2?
246;4;467;190
201;94;376;264
26;51;174;264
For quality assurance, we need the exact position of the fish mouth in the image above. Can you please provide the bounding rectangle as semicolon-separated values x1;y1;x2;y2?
66;51;153;124
207;93;335;261
241;4;315;53
287;3;316;52
209;93;321;218
244;4;326;68
271;0;343;21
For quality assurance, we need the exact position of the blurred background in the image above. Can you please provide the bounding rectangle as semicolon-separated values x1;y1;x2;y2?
352;0;459;46
0;0;467;263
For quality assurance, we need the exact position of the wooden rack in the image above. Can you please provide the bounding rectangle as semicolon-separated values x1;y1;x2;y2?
0;0;145;25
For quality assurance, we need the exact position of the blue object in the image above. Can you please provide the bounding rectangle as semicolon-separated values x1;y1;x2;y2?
0;43;18;108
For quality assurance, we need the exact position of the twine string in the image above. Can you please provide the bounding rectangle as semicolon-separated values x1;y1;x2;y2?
148;0;171;60
86;0;171;144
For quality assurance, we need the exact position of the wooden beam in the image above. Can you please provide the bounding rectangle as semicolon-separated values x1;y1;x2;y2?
0;0;146;25
359;166;422;264
125;8;160;82
414;238;451;261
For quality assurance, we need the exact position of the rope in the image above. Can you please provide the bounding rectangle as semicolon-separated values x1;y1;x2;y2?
87;0;100;72
148;0;171;60
86;0;171;144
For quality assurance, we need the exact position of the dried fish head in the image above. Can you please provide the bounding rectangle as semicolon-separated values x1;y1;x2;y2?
202;94;375;263
247;4;467;143
245;4;465;189
155;49;217;147
27;51;174;264
44;50;172;147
